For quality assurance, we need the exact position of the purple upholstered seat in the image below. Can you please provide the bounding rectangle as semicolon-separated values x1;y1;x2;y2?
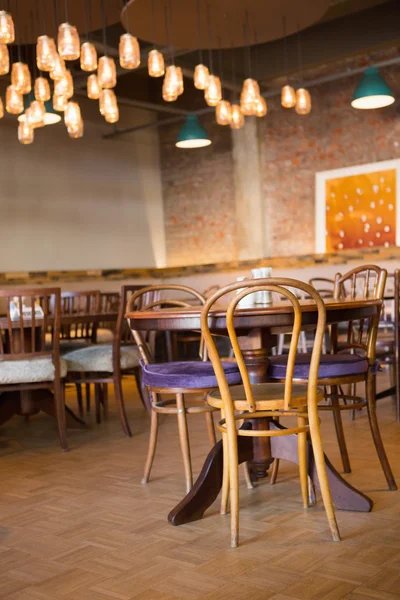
268;353;369;380
141;360;241;389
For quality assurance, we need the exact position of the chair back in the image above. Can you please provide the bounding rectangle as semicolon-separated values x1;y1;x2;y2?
58;291;100;343
332;265;386;361
98;291;121;333
0;288;61;366
126;285;206;364
201;278;326;413
309;277;335;298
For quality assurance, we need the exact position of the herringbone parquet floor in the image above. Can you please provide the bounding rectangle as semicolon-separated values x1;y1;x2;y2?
0;374;399;600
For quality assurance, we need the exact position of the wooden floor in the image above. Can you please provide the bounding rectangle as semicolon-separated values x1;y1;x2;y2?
0;373;400;600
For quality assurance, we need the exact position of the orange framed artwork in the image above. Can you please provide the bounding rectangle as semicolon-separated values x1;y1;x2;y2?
315;160;400;253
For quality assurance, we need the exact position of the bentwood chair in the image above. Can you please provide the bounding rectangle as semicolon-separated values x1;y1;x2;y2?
201;278;340;548
0;288;68;451
269;265;397;491
127;285;242;494
309;277;335;298
63;285;145;436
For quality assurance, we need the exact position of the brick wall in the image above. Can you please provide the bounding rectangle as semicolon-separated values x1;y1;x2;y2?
159;50;400;266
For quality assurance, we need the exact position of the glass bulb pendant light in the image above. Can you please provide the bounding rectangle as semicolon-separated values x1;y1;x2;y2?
58;23;80;61
6;85;23;114
34;77;51;102
18;120;34;144
53;93;67;112
99;88;117;116
26;100;46;128
50;53;66;80
98;56;117;89
204;75;222;107
0;42;9;75
80;41;97;72
230;104;245;129
176;66;184;96
0;97;4;119
104;104;119;123
162;79;178;102
11;62;32;94
0;10;15;44
295;87;311;115
87;74;101;99
240;78;260;114
216;100;232;125
255;96;267;117
148;48;164;77
162;65;181;101
194;64;209;90
281;84;296;108
36;36;57;71
119;33;140;70
64;101;82;129
68;118;84;138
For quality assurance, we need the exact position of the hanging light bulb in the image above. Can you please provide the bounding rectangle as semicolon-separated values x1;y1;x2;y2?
64;101;82;129
50;53;66;80
53;93;67;112
0;42;9;75
25;100;46;128
80;41;97;72
6;85;23;114
54;70;73;99
0;97;4;119
119;33;140;70
254;96;267;117
34;77;51;102
176;66;184;96
295;87;312;115
194;64;209;90
162;79;178;102
99;89;117;116
58;23;80;61
230;104;245;129
68;118;84;138
204;75;222;107
216;100;232;126
148;48;164;77
281;84;296;108
36;35;57;72
0;10;14;44
162;65;181;101
104;103;119;123
240;78;260;115
11;62;31;94
18;120;34;144
87;74;101;100
98;56;117;89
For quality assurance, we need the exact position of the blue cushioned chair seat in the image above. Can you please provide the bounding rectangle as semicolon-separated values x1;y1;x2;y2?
141;360;241;389
268;353;369;380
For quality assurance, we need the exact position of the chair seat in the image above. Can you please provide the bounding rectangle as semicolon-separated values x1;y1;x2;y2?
141;360;241;390
63;344;140;373
268;353;369;380
207;382;323;411
0;358;67;384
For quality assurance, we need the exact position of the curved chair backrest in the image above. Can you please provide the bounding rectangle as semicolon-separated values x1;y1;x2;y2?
333;265;387;360
201;278;326;414
309;277;335;298
126;285;206;364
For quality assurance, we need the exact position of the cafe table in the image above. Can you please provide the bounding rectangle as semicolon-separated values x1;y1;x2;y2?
127;296;382;525
0;312;118;429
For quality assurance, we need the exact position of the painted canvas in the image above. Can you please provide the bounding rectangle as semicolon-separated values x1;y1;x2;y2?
315;160;400;253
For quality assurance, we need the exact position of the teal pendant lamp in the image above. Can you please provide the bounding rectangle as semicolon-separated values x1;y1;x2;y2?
176;115;211;148
351;67;395;110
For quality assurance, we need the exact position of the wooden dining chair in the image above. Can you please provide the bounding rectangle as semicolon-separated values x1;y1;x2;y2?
268;265;397;491
63;285;145;436
96;291;122;344
127;285;242;494
201;278;340;548
0;288;68;451
309;277;335;298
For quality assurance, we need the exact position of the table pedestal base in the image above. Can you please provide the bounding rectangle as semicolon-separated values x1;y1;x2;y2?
168;421;372;526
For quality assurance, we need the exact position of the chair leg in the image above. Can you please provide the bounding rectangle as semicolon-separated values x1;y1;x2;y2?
114;374;132;437
142;406;159;484
298;414;309;508
269;459;280;485
243;462;254;490
102;383;109;420
55;382;68;452
220;410;230;515
205;410;216;446
389;362;396;402
95;384;101;424
176;393;193;494
330;385;351;473
86;383;91;412
308;405;340;542
365;375;397;490
76;384;83;417
226;412;240;548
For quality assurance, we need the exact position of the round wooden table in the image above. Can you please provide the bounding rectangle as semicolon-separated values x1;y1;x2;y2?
127;297;381;525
